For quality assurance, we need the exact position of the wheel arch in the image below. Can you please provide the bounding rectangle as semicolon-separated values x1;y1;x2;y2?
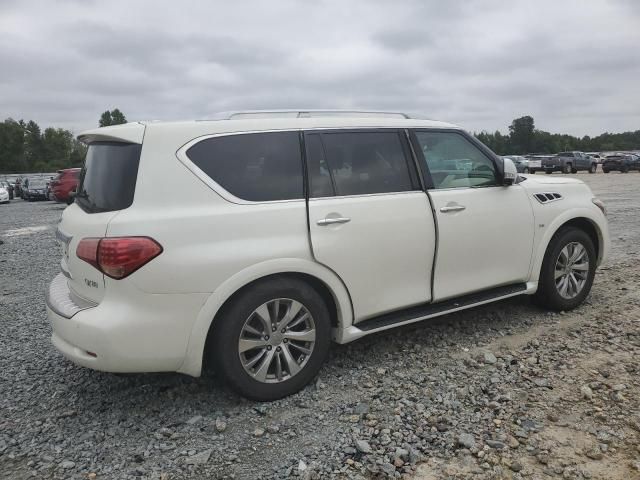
530;210;608;284
176;259;353;377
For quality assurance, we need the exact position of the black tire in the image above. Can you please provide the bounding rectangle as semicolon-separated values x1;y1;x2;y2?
603;169;609;173
523;167;530;174
589;163;597;174
545;170;552;174
621;166;629;173
534;227;596;311
563;163;572;174
211;278;331;401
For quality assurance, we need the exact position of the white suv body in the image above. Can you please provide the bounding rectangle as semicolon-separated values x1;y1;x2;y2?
46;111;610;400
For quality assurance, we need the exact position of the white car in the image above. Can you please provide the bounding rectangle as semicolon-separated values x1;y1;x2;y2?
0;186;10;203
46;111;610;400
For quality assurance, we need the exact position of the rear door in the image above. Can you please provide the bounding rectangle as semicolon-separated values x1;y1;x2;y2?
58;140;142;303
411;129;534;301
305;129;436;321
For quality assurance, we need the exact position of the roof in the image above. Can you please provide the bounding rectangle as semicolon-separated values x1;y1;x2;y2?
77;111;462;144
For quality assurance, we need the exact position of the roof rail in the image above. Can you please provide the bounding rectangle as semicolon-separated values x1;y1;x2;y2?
207;110;413;120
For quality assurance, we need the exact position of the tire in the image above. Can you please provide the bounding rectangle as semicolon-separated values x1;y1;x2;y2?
603;169;609;173
211;278;331;401
621;166;629;173
534;227;596;311
588;164;597;174
545;170;552;174
523;167;530;174
563;163;572;174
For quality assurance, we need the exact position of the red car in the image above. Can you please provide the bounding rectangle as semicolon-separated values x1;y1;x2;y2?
50;168;81;203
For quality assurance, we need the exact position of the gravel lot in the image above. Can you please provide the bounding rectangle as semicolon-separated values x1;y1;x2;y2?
1;172;639;480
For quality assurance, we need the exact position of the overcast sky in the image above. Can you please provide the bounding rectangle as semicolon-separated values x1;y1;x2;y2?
1;0;638;137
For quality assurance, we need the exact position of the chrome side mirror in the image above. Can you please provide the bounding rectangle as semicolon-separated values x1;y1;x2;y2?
502;158;518;185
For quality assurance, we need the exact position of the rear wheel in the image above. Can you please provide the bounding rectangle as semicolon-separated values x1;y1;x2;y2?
563;163;572;174
211;278;331;401
534;227;596;311
589;163;597;174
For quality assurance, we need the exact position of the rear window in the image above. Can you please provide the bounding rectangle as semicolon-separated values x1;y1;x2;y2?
186;131;303;201
76;142;141;213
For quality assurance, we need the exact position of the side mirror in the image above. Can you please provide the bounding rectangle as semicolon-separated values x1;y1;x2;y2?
502;158;518;185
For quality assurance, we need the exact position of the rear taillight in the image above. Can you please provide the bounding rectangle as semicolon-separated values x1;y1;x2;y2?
76;237;163;279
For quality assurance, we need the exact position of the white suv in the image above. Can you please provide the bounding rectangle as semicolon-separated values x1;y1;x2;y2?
46;111;610;400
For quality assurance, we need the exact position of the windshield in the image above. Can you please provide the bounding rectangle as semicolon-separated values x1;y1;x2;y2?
76;142;141;213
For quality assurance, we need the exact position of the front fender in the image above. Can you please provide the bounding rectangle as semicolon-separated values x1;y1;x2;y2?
529;207;609;283
177;258;353;377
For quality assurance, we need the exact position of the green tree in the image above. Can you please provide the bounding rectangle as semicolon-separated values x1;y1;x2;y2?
99;108;127;127
508;115;535;153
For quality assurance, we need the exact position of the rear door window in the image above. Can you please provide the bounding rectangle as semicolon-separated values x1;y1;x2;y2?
308;131;415;197
186;131;303;202
76;142;141;213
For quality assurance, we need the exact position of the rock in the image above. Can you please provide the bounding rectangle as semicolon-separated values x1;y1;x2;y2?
354;402;369;415
486;440;506;450
59;460;75;469
457;433;476;449
186;415;203;425
355;439;372;454
586;449;603;460
215;418;227;433
581;385;594;400
185;449;212;465
266;424;280;434
510;461;523;472
253;427;265;437
298;460;307;471
483;351;497;364
506;435;520;448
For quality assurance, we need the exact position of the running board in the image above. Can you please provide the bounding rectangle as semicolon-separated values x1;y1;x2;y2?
357;283;528;332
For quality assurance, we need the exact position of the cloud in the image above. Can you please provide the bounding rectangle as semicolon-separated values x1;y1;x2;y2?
0;0;638;136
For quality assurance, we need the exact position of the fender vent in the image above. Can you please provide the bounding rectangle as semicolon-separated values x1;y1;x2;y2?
534;192;563;204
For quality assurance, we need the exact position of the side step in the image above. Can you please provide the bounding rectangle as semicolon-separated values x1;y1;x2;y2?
357;283;527;332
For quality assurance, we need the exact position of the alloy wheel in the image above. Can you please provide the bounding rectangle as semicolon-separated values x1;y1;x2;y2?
238;298;316;383
554;242;589;299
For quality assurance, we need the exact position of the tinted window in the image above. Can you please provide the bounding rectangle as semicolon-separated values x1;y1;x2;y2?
187;132;303;201
76;142;141;213
305;134;334;197
414;131;498;189
559;152;574;157
317;131;414;196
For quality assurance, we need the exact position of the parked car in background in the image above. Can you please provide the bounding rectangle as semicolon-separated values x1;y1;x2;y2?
586;153;603;164
47;111;610;400
542;151;597;174
0;185;9;203
503;155;537;174
0;180;14;200
23;178;49;201
602;153;640;173
49;168;81;203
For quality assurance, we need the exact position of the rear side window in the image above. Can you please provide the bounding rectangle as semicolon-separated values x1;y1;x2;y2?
186;132;303;201
76;142;141;213
310;131;414;196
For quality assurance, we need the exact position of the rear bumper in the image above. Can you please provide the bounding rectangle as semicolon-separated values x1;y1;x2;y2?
46;273;208;375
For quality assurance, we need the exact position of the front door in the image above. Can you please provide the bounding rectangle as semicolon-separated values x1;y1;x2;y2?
305;130;436;321
411;129;535;301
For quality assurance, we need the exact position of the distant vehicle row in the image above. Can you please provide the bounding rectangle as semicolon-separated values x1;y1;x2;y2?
503;151;640;174
0;168;80;203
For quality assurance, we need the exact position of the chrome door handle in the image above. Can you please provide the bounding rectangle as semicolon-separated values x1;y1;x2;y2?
317;217;351;226
439;205;466;213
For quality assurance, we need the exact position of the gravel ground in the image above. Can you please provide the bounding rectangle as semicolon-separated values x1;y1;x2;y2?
1;172;639;480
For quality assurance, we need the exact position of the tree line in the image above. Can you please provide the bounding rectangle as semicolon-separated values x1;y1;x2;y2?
0;109;127;174
1;112;638;174
475;116;640;156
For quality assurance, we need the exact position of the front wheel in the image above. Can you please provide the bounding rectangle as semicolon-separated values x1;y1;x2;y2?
589;164;597;174
211;278;331;401
563;163;572;174
534;227;596;311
